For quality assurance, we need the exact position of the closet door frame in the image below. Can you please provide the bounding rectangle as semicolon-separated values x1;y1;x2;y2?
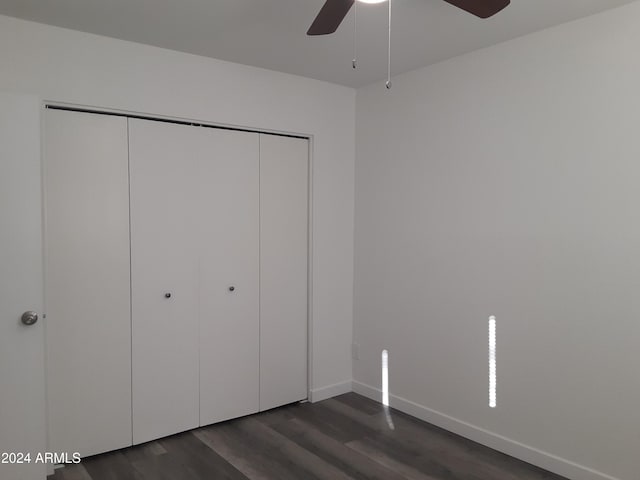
44;102;314;403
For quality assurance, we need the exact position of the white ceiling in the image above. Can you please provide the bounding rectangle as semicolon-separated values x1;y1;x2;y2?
0;0;635;87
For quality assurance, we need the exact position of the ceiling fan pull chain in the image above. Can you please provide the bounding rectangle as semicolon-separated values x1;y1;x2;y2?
386;0;392;89
352;1;357;69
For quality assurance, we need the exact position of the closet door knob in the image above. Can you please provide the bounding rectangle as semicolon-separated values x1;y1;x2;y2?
164;293;172;298
228;286;235;292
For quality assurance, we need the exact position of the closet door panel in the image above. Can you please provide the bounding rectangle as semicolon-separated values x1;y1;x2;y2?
259;134;309;411
129;119;200;444
44;109;132;457
199;130;260;425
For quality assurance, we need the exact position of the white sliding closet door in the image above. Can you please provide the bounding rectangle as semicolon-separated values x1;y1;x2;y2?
129;119;201;444
44;109;132;457
259;134;309;411
199;129;260;425
129;120;261;440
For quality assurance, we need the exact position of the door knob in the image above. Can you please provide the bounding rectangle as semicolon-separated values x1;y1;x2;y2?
165;293;172;299
21;311;38;326
228;286;235;292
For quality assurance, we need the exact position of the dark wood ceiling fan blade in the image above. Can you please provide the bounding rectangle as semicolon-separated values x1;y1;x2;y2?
307;0;355;35
443;0;510;18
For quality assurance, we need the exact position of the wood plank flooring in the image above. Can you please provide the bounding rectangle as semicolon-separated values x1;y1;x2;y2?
48;393;566;480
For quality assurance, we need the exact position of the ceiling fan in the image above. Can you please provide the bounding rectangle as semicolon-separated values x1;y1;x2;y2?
308;0;510;36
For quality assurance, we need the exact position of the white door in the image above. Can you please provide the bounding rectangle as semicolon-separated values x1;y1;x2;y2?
199;129;260;425
259;134;309;411
44;109;132;457
0;94;46;480
129;119;201;444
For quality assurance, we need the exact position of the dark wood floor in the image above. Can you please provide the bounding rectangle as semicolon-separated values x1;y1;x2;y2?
49;393;566;480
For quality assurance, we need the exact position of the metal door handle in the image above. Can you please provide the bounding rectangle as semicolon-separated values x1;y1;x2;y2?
21;311;38;326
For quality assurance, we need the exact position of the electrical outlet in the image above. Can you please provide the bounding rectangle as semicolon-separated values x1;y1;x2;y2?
351;343;360;360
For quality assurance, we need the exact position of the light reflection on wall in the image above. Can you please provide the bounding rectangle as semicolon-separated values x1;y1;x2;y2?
382;349;394;429
489;316;497;409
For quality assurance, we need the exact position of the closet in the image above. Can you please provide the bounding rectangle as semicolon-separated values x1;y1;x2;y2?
44;108;309;457
44;110;132;458
259;134;309;411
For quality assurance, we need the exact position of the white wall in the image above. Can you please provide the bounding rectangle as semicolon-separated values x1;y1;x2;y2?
354;3;640;480
0;14;355;398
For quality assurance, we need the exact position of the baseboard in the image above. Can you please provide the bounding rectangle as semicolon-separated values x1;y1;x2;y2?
352;381;621;480
309;380;353;403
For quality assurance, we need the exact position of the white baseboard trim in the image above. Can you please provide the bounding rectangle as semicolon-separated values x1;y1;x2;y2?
309;380;353;403
352;381;621;480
